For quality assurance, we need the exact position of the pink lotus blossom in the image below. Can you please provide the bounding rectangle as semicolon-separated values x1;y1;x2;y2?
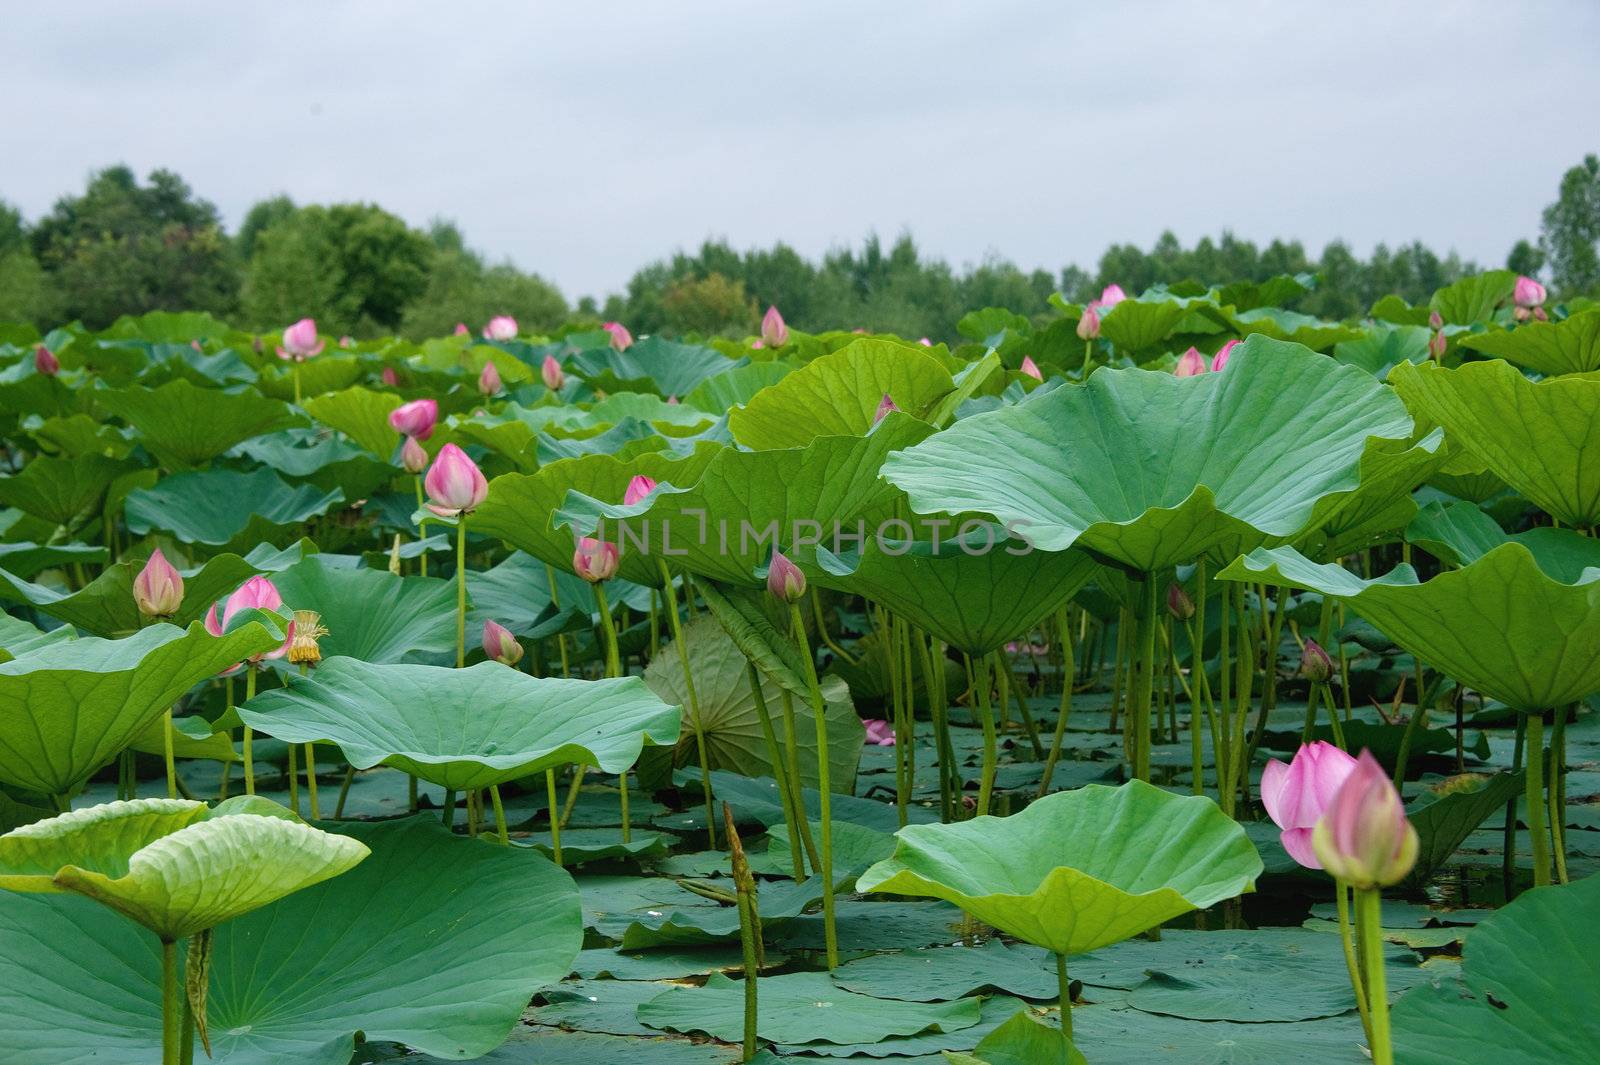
624;475;657;506
918;337;933;346
1211;339;1240;372
207;575;293;664
454;322;470;336
423;443;488;517
34;346;59;376
1076;306;1101;341
873;393;899;424
1099;284;1128;307
1020;355;1043;381
766;549;806;603
541;354;564;391
1513;275;1546;309
339;336;353;348
482;619;524;666
761;305;788;347
1174;347;1209;377
478;361;502;396
863;719;896;746
133;549;184;618
603;321;634;350
388;398;438;441
573;536;620;583
381;366;399;387
400;435;429;474
1312;749;1419;888
1260;741;1359;870
276;318;325;362
483;316;518;341
1428;330;1447;360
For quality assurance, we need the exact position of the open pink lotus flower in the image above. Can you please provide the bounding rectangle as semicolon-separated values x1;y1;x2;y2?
1312;749;1419;888
573;536;619;583
1098;283;1128;307
1260;740;1358;869
424;443;487;517
204;575;293;669
388;398;438;441
483;315;518;341
276;318;325;362
863;719;896;746
602;321;634;350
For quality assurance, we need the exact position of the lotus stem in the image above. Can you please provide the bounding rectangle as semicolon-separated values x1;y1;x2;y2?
441;789;457;829
413;476;428;576
304;744;320;818
287;740;299;817
788;601;837;970
1503;713;1525;896
559;763;587;829
886;612;909;828
776;688;814;846
217;676;234;801
490;784;510;845
1055;952;1073;1038
724;803;761;1062
541;563;571;677
454;518;468;668
1334;879;1374;1045
334;765;355;819
1039;607;1076;797
812;586;856;665
545;770;562;865
969;653;997;816
292;364;302;406
161;940;182;1065
917;631;958;821
163;707;178;799
745;661;809;880
243;666;257;796
1130;575;1158;782
1001;652;1045;759
1355;888;1392;1065
658;557;716;849
1551;704;1568;884
592;581;631;842
1079;337;1093;379
1525;711;1550;888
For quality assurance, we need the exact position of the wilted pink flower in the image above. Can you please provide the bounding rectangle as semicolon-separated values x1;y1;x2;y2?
133;549;184;618
277;318;325;362
1020;355;1043;381
573;536;620;583
602;321;634;350
1513;275;1546;309
388;398;438;441
209;575;292;663
1428;330;1447;360
454;322;470;336
400;435;429;474
873;393;899;424
482;619;524;666
381;366;399;387
478;361;502;396
424;443;488;517
1312;749;1419;888
541;354;564;391
1174;347;1209;377
761;305;788;347
483;316;518;341
1099;284;1128;307
1076;306;1101;341
1261;741;1359;870
1211;339;1240;372
624;475;657;506
34;346;59;376
766;549;806;603
864;719;896;746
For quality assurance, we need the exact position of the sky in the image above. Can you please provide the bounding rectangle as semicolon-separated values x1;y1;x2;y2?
4;1;1598;302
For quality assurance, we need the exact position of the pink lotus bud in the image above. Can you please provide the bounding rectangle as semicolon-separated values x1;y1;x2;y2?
761;305;788;348
1099;284;1128;307
1311;749;1419;888
1427;310;1444;330
1019;355;1043;381
381;366;399;387
851;327;868;334
751;340;764;349
339;336;353;349
400;435;429;474
454;322;469;336
191;340;204;353
483;316;519;341
918;337;932;346
573;536;620;583
541;354;565;391
478;361;502;396
1210;339;1240;372
666;394;679;404
1533;306;1548;322
424;443;488;517
388;398;438;441
873;393;899;424
1428;330;1447;360
278;318;325;362
1300;639;1334;683
1076;306;1101;341
1513;306;1531;322
602;321;634;350
34;345;59;376
1174;347;1209;377
482;619;524;666
624;475;658;506
133;549;184;618
863;719;896;746
1513;275;1546;309
204;603;224;637
252;336;264;354
766;549;806;603
1260;741;1359;870
1166;581;1194;621
220;575;291;661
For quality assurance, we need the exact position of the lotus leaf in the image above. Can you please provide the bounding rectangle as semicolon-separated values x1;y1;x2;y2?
95;378;304;468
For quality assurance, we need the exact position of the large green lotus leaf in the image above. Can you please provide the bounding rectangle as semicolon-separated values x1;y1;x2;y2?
1428;270;1516;325
591;392;719;432
255;354;365;401
238;658;682;791
570;336;743;398
95;379;304;469
0;620;283;795
883;337;1415;571
694;578;814;699
1392;876;1600;1065
267;556;457;663
0;799;368;940
1333;326;1432;379
639;970;981;1045
1459;308;1600;376
1097;295;1198;353
0;540;107;580
0;453;137;530
1311;430;1448;558
0;817;583;1065
125;467;346;549
1405;771;1525;885
1404;500;1508;566
1216;307;1363;351
1389;358;1600;526
301;385;404;458
944;1009;1086;1065
25;411;135;460
466;550;596;635
683;360;795;412
232;429;395;499
641;613;863;793
0;613;76;661
831;940;1059;1002
858;781;1261;956
1220;543;1600;709
471;447;722;587
814;530;1099;656
556;413;935;586
451;411;542;472
728;339;954;448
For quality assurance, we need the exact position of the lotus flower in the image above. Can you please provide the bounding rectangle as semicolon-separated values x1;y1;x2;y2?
1311;749;1419;888
478;361;502;396
761;305;788;348
1020;355;1043;381
1076;306;1101;341
482;619;524;666
380;366;399;387
1174;347;1209;377
624;475;657;506
483;315;518;341
1427;310;1444;330
766;549;806;603
541;354;564;391
1300;639;1334;683
1098;284;1128;307
1211;339;1240;372
400;435;429;474
339;336;353;349
1166;581;1194;621
34;346;59;376
423;443;488;517
207;575;292;664
132;549;184;619
572;536;619;583
666;394;679;404
1260;741;1359;870
918;337;933;346
1428;330;1447;360
276;318;324;362
388;398;438;441
454;322;470;336
873;393;899;424
1513;275;1546;309
602;321;634;350
863;719;896;746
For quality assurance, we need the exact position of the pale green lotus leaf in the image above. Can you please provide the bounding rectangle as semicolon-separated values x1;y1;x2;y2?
95;378;305;468
1459;308;1600;376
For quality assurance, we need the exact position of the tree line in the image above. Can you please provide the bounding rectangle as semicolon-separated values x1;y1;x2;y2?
1;156;1596;340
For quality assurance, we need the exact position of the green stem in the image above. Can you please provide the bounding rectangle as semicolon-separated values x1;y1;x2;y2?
293;363;302;406
1356;888;1392;1065
658;558;715;848
1079;337;1094;378
1056;952;1072;1037
455;518;468;668
334;765;355;819
746;661;809;880
243;667;257;795
304;745;319;819
1525;711;1550;888
1504;713;1525;896
1550;704;1568;884
1131;575;1158;782
1038;607;1076;797
287;738;299;817
971;653;997;816
490;784;510;845
545;769;562;865
788;601;837;970
414;477;428;577
737;892;760;1061
1335;879;1374;1045
543;564;571;677
776;688;818;865
163;707;177;799
162;940;181;1065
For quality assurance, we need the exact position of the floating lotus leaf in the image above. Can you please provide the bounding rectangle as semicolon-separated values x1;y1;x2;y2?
1428;270;1516;326
1220;543;1600;710
0;817;582;1064
0;620;283;795
238;658;682;791
301;385;404;458
0;453;136;530
858;781;1261;956
1389;358;1600;527
813;529;1099;656
267;556;458;663
1406;772;1525;885
945;1009;1086;1065
882;337;1416;571
569;336;743;398
728;339;954;448
1459;309;1600;376
125;467;346;550
94;378;304;468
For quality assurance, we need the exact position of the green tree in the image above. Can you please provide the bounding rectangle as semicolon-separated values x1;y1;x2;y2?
0;201;53;325
1539;154;1600;296
659;272;756;335
399;226;567;339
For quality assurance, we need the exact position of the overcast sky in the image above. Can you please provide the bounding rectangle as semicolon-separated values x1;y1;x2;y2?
4;1;1597;301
